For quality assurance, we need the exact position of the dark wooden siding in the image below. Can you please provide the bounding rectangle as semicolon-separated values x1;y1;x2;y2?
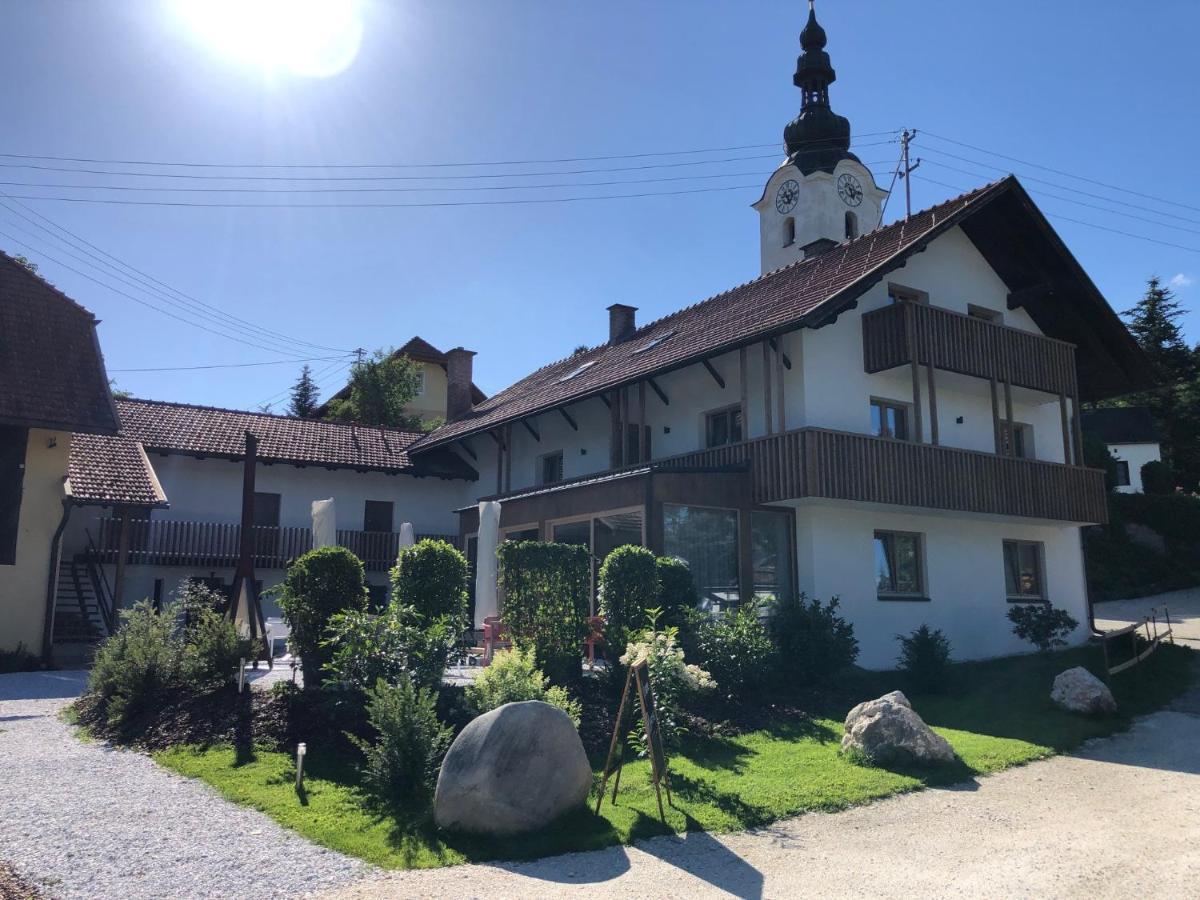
670;428;1107;524
862;302;1078;397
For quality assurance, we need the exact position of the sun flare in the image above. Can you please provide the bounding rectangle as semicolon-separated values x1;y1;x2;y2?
173;0;364;78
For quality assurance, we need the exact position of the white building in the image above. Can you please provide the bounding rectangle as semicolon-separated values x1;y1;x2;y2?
1081;407;1164;493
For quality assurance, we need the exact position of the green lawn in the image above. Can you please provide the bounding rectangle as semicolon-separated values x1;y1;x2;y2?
154;644;1193;869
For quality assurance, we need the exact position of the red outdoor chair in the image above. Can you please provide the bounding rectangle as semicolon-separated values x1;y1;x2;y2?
585;615;606;670
480;615;511;666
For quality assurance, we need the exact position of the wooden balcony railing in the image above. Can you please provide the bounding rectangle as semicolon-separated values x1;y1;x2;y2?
668;427;1108;523
862;302;1079;397
93;519;459;572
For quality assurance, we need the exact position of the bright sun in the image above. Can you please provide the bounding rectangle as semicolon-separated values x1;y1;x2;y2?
173;0;364;78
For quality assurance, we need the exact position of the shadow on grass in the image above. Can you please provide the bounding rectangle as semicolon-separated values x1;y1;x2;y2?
439;804;626;868
669;772;774;829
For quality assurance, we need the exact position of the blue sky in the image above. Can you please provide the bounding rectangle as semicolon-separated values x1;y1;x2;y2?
2;1;1197;410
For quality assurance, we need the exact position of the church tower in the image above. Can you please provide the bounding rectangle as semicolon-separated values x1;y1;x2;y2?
753;1;888;274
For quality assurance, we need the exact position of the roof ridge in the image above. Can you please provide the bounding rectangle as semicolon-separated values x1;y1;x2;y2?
118;396;425;437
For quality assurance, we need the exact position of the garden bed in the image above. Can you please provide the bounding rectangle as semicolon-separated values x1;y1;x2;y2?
151;643;1193;869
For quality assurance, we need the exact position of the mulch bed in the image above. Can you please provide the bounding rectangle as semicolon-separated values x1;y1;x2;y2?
0;862;44;900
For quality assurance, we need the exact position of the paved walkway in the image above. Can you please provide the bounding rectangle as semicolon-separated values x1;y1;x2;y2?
0;671;368;900
1094;587;1200;648
318;689;1200;900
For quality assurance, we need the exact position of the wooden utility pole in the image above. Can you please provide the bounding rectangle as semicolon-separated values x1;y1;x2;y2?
898;129;921;220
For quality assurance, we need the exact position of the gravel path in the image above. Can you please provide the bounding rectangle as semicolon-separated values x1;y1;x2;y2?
0;671;370;900
319;684;1200;900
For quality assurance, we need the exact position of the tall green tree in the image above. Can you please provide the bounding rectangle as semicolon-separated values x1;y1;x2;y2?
287;364;320;418
324;349;423;429
1116;277;1200;490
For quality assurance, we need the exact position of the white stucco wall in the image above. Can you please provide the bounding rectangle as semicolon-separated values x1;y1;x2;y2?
1108;442;1162;493
791;501;1090;669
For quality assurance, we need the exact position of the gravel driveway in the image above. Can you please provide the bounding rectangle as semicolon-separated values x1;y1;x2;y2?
0;671;369;900
1094;586;1200;648
317;690;1200;900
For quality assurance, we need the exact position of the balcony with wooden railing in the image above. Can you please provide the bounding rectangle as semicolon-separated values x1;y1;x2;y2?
92;518;459;572
667;427;1108;524
862;301;1079;397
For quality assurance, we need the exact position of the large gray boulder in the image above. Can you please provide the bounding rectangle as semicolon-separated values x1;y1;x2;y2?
841;690;956;766
434;700;592;836
1051;666;1117;715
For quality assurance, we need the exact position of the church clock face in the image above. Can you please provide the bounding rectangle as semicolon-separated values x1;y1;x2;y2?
775;179;800;214
837;173;864;207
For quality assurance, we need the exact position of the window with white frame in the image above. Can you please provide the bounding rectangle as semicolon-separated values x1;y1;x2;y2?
874;530;925;597
1003;540;1045;601
414;368;426;396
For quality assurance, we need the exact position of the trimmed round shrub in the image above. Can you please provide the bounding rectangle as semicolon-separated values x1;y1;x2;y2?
391;539;470;627
692;604;773;701
496;541;590;686
277;546;368;689
656;556;698;629
769;593;859;685
1141;459;1176;495
464;647;581;726
896;624;952;693
598;544;660;662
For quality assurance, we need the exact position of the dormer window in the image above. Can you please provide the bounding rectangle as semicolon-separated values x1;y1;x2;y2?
558;360;596;383
844;211;858;241
632;330;676;355
783;217;796;247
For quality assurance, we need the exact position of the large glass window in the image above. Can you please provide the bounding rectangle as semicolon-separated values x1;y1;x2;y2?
874;530;924;597
705;407;743;449
1003;540;1045;601
664;504;739;612
870;399;910;441
552;512;643;611
752;511;794;605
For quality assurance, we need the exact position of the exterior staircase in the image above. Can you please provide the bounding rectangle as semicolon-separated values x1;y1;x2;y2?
52;553;114;660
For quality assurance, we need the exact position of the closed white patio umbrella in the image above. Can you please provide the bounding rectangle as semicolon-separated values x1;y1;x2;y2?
311;498;336;549
398;522;416;549
473;500;501;630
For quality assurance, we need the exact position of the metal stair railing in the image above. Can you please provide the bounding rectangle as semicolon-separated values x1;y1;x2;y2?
83;528;116;634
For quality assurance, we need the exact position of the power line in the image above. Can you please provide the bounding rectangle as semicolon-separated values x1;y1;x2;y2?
921;130;1200;216
911;173;1200;255
108;354;350;373
0;192;349;354
0;131;901;170
0;182;771;208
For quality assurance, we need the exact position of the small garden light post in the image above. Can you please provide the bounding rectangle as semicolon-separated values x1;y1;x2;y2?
295;742;307;790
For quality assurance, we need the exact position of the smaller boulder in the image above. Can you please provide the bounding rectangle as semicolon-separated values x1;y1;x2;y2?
1051;667;1117;715
434;700;592;836
841;691;955;766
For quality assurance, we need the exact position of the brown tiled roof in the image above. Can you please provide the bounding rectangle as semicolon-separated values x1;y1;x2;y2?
115;397;476;479
0;251;119;434
68;432;168;508
415;179;1011;451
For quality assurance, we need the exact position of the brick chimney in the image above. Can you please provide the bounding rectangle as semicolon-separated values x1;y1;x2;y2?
445;347;476;421
607;304;638;344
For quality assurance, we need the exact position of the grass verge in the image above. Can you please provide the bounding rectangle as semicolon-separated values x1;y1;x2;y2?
154;643;1193;869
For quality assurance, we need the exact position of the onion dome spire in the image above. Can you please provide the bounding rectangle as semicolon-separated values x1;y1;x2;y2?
783;1;858;175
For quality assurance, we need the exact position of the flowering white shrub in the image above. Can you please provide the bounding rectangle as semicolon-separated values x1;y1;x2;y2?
620;616;714;749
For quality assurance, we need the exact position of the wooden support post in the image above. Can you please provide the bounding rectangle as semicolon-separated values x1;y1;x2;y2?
496;431;503;494
620;387;630;464
739;348;749;437
762;341;774;435
990;377;1002;455
610;389;623;469
1059;393;1072;464
1004;380;1014;456
775;334;786;431
638;381;647;464
112;506;131;614
905;302;923;443
1071;394;1085;466
926;361;938;446
737;509;754;611
504;423;513;492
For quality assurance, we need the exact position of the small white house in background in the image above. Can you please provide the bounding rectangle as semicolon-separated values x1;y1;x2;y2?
1081;408;1163;493
60;398;477;644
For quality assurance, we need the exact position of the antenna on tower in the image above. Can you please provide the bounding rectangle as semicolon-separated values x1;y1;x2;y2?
898;129;921;220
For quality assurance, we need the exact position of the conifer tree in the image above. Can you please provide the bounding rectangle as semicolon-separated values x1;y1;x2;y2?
288;364;321;418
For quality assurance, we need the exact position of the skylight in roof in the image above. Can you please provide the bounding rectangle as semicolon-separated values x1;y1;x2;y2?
558;360;597;383
632;330;676;355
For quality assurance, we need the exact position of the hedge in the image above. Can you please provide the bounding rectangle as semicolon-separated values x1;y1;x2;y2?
598;544;660;660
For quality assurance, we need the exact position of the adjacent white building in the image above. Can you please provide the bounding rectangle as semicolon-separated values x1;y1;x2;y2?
1081;407;1163;493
